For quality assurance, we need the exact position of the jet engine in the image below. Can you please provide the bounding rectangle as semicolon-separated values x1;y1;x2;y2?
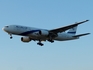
21;37;31;42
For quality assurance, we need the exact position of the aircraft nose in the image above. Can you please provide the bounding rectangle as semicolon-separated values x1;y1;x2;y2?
2;27;5;31
2;26;9;32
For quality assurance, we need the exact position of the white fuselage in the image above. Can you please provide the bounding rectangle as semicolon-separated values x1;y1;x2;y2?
2;25;78;41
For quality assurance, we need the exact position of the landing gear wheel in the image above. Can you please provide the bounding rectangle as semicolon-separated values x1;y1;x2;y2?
37;43;44;46
10;36;13;39
48;40;54;43
50;40;54;43
9;33;13;39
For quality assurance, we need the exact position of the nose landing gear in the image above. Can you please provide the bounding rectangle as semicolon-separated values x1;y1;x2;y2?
8;33;13;39
10;36;13;39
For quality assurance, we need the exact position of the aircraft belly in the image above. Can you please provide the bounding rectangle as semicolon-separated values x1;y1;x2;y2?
54;33;76;41
29;34;47;40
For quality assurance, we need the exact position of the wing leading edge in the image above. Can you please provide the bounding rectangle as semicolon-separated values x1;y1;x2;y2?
49;20;89;33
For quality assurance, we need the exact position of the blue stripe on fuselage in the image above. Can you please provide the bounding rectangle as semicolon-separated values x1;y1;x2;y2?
19;30;40;36
68;32;76;34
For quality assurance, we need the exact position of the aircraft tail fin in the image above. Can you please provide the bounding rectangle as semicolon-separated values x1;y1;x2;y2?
67;26;77;35
73;33;90;37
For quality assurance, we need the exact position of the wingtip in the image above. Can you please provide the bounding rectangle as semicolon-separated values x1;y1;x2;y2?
84;33;91;35
87;33;91;35
86;20;89;22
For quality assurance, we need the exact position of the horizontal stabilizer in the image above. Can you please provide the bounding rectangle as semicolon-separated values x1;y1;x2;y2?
73;33;90;37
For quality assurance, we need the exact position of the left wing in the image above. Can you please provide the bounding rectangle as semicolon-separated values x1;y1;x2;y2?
49;20;89;33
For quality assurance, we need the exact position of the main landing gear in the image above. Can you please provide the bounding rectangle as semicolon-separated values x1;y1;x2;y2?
48;39;54;43
48;36;54;43
37;42;44;46
37;40;44;46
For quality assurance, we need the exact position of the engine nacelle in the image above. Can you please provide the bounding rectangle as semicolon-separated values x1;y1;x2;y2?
39;30;49;36
21;37;31;42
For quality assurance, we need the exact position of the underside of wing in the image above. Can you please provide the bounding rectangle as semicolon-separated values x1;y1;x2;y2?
49;20;89;33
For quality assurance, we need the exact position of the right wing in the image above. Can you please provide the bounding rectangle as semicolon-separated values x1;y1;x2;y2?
49;20;89;34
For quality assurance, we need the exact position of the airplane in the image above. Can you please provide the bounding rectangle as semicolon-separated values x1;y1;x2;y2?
2;20;90;46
